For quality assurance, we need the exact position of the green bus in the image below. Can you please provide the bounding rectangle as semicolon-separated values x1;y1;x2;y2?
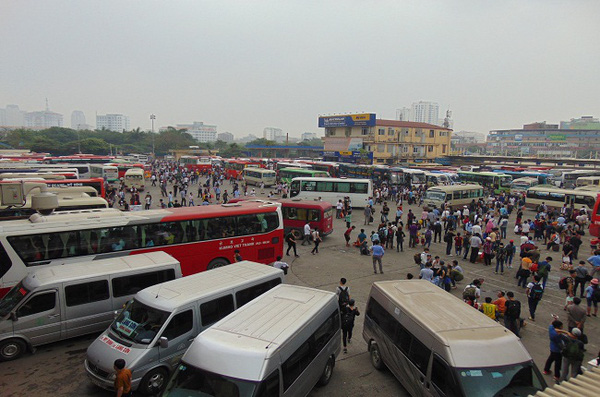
278;167;330;184
457;171;512;194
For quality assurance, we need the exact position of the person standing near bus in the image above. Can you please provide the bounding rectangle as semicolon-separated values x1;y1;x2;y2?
285;231;299;257
345;211;352;229
371;240;385;274
302;221;311;246
341;299;360;354
144;192;152;210
311;228;322;255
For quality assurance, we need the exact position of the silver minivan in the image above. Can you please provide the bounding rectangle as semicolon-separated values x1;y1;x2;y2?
363;280;547;397
162;284;341;397
0;251;181;361
85;261;284;395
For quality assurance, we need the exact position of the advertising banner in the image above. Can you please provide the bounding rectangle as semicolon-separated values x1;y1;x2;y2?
318;113;376;128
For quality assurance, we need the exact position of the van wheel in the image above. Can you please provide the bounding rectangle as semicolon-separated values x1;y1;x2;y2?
291;229;302;240
207;258;230;270
0;339;26;362
370;342;384;370
317;357;335;386
139;367;168;395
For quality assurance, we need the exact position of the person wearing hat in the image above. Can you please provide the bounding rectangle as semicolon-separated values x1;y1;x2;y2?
482;237;494;266
559;327;585;382
584;278;599;317
341;299;360;354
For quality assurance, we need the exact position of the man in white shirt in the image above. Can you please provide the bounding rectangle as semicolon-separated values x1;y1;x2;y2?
419;262;435;282
302;222;312;246
272;256;289;275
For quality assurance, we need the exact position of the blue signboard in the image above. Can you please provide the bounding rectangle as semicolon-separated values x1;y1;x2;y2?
318;113;376;128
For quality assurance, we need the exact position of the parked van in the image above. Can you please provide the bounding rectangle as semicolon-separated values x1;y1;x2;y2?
163;284;341;397
85;261;284;395
124;168;145;191
0;251;181;361
363;280;546;397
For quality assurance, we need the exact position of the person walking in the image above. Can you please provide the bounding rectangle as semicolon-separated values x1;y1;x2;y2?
469;233;482;263
396;224;405;252
345;211;352;229
302;221;311;246
341;299;360;354
526;275;544;321
585;278;599;317
559;328;585;382
285;231;299;257
482;237;493;266
517;256;532;288
344;225;355;247
543;318;566;382
444;229;455;256
364;205;372;225
574;261;589;298
113;359;132;397
566;297;587;333
311;228;322;254
586;250;600;278
504;291;522;337
371;240;385;274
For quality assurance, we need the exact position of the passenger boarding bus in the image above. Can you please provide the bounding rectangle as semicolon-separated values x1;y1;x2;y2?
363;280;546;397
85;261;284;395
0;200;283;297
576;176;600;188
423;184;483;209
89;164;119;184
278;167;330;185
163;284;341;397
290;177;372;208
0;252;181;361
457;171;512;194
243;167;277;187
124;168;145;191
525;185;598;212
510;177;539;195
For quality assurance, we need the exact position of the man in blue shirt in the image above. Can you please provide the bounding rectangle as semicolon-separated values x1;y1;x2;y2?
543;318;567;381
587;251;600;278
371;241;385;274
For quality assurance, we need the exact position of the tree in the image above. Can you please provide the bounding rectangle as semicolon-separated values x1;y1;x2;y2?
79;138;110;154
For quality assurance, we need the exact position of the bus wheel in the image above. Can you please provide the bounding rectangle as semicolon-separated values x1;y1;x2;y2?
207;258;230;270
0;339;26;362
291;229;302;240
317;356;335;386
370;342;384;370
139;367;168;395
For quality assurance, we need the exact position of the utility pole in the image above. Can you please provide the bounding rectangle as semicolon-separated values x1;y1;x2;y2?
150;114;156;155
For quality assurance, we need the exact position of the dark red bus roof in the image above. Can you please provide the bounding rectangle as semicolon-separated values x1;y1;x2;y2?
160;200;280;222
228;198;332;210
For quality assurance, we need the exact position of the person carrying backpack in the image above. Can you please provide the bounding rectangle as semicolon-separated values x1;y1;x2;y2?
341;299;360;354
504;291;522;337
526;275;544;321
462;279;482;304
560;328;585;382
336;278;350;309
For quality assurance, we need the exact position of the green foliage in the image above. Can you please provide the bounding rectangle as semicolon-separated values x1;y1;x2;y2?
247;138;276;146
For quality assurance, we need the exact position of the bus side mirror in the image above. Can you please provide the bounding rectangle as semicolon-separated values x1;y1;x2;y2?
158;337;169;349
10;312;18;321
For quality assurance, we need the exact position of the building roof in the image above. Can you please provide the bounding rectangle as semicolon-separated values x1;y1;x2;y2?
375;119;452;131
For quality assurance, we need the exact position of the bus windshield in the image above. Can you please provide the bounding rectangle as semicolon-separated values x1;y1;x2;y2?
164;363;258;397
111;299;170;344
0;281;29;317
456;361;544;397
499;176;512;187
425;191;446;202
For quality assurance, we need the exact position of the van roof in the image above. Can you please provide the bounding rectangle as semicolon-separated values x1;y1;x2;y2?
181;284;336;381
25;252;179;289
373;280;532;367
135;261;284;311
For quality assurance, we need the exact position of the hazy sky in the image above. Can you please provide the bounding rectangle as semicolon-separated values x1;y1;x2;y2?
2;0;599;137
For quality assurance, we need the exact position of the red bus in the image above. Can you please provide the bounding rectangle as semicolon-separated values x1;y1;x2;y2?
180;156;213;172
589;193;600;237
43;178;106;198
230;198;333;239
105;162;145;179
0;200;283;297
224;159;263;179
298;161;340;178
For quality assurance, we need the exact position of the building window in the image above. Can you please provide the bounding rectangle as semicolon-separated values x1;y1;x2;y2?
361;127;368;135
403;129;409;135
345;127;351;137
413;147;419;153
325;128;335;137
388;128;395;136
402;145;408;153
429;130;435;138
428;146;433;152
439;131;447;137
378;129;385;136
442;144;447;153
377;144;385;152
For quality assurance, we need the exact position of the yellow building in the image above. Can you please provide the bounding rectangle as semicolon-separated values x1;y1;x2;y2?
320;113;452;164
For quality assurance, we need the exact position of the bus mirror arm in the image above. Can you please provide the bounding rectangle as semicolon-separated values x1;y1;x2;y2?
10;312;18;321
158;337;168;349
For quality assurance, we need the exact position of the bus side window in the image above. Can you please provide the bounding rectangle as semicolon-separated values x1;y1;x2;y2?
47;233;65;259
296;208;308;221
431;355;459;397
309;209;320;221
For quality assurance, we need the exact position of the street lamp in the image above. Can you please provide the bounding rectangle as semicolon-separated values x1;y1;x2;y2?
150;114;156;155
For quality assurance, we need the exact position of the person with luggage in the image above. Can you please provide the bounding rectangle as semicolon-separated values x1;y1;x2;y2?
504;291;522;337
526;275;544;321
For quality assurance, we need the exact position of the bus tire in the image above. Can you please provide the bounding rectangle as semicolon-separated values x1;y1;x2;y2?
139;367;168;395
370;342;385;370
207;258;230;270
0;338;26;362
291;229;302;240
317;356;335;386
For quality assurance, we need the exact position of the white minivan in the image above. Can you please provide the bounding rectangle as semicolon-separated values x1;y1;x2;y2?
162;284;341;397
85;261;284;395
363;280;547;397
0;251;181;361
124;168;145;191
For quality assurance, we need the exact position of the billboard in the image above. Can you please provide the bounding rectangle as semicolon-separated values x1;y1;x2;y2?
318;113;376;128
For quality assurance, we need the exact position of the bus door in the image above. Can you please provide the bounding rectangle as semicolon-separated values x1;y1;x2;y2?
565;194;576;208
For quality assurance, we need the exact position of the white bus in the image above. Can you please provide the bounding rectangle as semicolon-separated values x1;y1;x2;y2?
576;176;600;188
363;280;546;397
124;168;145;191
423;184;483;209
290;177;373;208
163;284;341;397
243;167;277;187
0;194;109;220
89;164;119;184
562;170;600;189
510;177;539;195
525;185;598;211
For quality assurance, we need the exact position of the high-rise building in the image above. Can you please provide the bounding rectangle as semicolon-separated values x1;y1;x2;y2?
3;105;26;127
395;107;411;121
411;101;439;125
71;110;88;130
263;127;285;142
176;122;218;142
217;131;234;142
96;114;130;132
301;132;318;141
24;110;63;128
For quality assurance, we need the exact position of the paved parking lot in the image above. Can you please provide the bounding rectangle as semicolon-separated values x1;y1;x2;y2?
1;184;598;396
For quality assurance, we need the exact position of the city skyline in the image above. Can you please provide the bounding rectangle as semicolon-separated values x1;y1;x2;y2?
1;1;598;138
